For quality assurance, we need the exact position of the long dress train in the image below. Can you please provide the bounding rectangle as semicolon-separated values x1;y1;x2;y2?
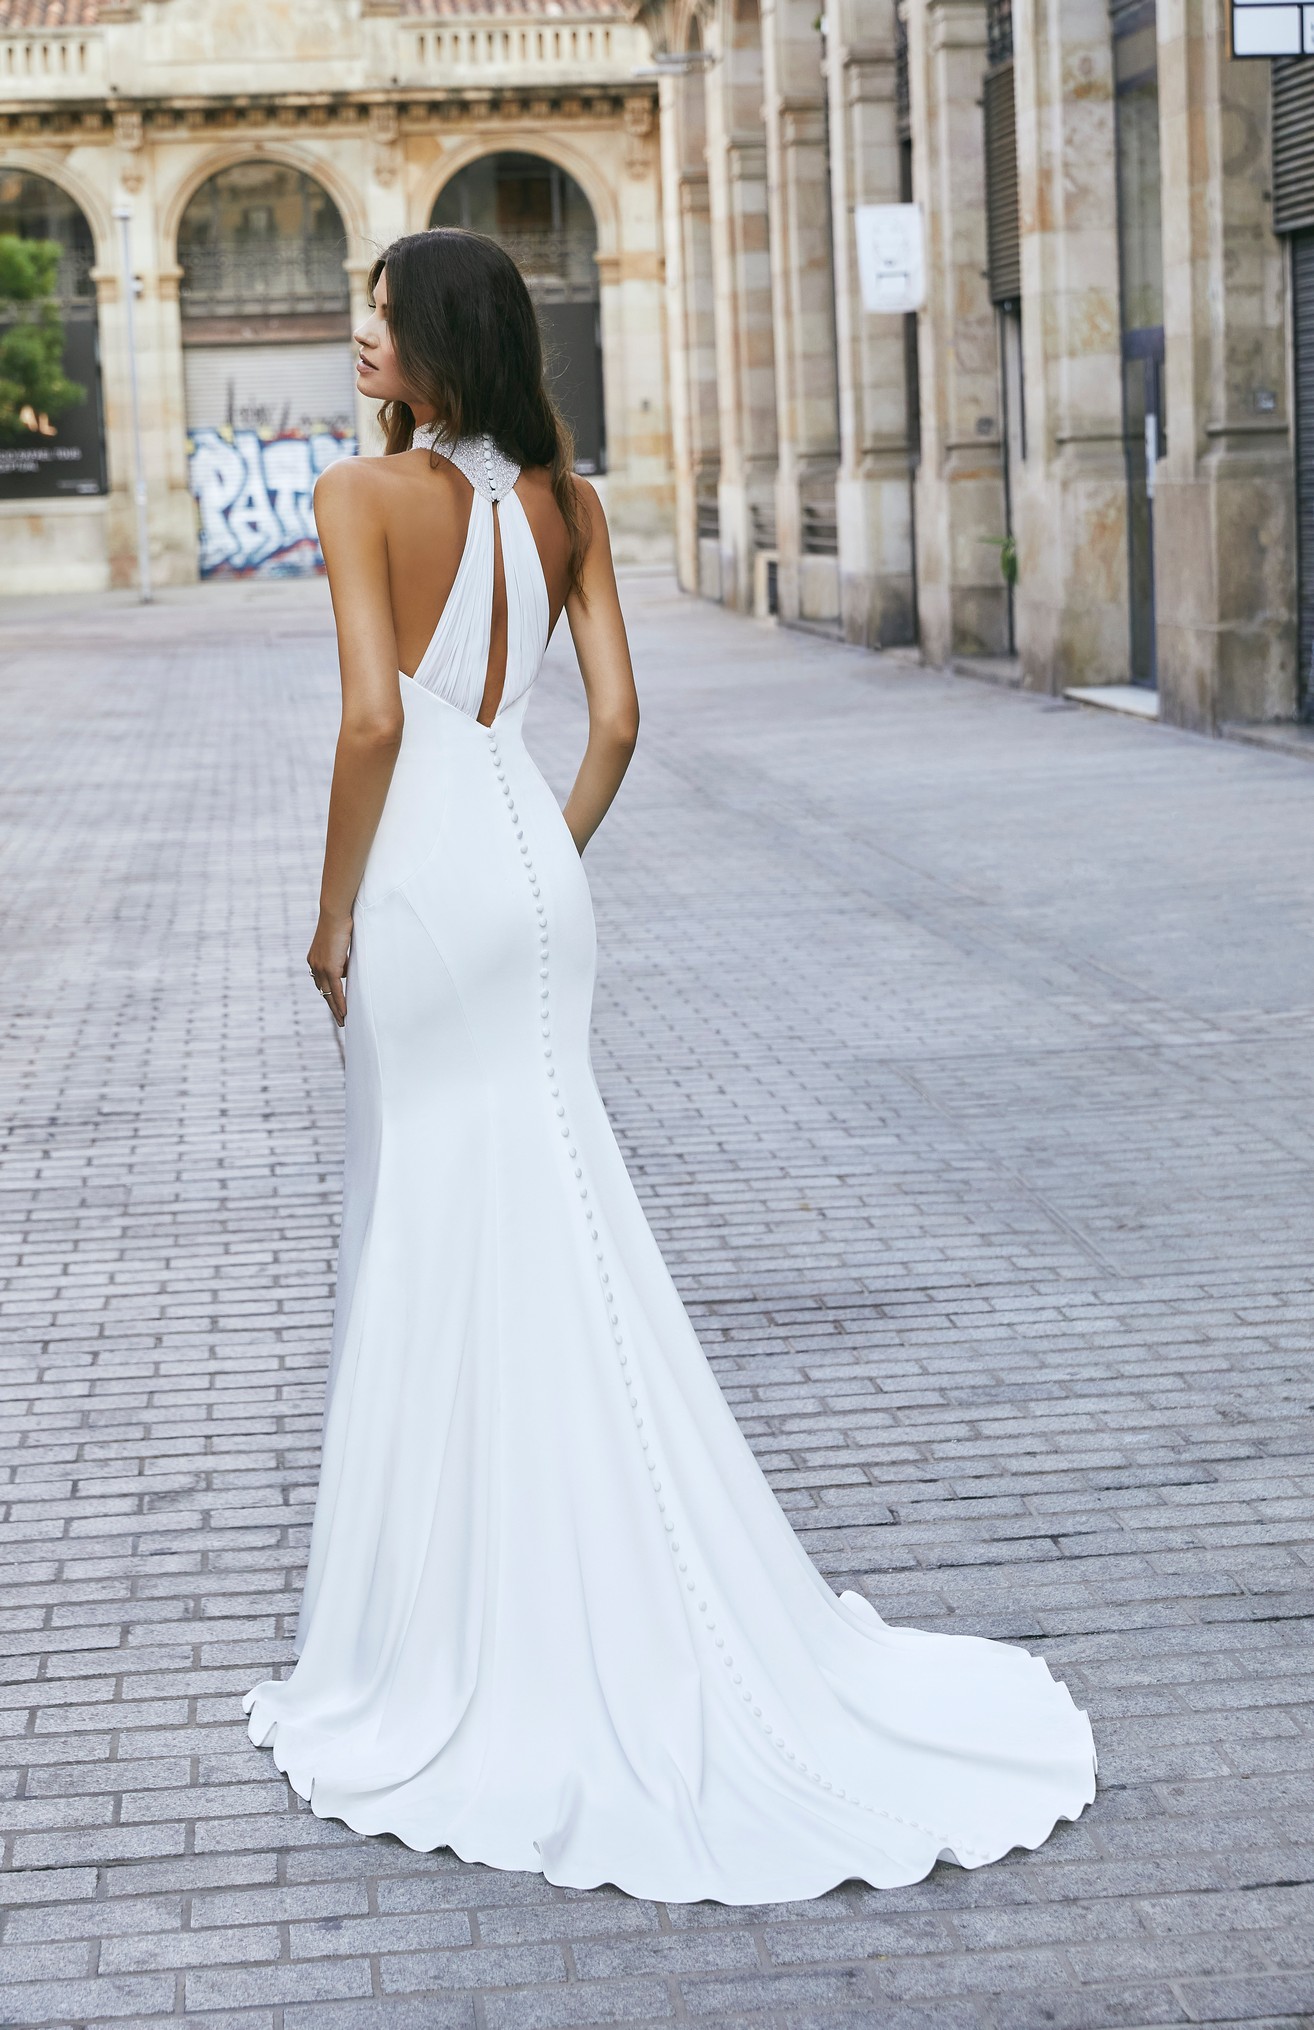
243;431;1097;1904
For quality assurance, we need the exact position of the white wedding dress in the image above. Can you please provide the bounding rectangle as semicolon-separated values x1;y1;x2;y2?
244;431;1097;1904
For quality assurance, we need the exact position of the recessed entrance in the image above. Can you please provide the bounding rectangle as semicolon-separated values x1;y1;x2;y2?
177;162;355;576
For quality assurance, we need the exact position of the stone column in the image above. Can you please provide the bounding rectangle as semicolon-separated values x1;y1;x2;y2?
596;102;673;559
679;162;722;592
905;0;1008;661
825;0;916;646
102;127;197;587
705;0;779;614
659;55;722;594
1153;0;1297;727
1010;0;1129;691
761;0;840;624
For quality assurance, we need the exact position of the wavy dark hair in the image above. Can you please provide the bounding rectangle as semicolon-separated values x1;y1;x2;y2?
367;228;590;594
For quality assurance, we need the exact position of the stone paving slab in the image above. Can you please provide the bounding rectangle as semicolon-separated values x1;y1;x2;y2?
1;573;1313;2028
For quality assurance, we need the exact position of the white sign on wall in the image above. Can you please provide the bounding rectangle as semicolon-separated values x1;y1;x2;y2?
855;204;926;315
1231;1;1314;55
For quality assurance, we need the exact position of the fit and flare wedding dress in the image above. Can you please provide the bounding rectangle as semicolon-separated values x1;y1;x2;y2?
243;431;1098;1904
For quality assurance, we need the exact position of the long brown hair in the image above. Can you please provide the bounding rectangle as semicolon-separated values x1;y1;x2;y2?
367;228;590;595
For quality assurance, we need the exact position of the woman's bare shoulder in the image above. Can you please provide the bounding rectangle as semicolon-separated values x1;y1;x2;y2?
516;465;601;505
314;448;466;526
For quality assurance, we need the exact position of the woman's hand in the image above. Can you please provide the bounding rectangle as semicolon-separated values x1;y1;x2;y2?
308;909;352;1028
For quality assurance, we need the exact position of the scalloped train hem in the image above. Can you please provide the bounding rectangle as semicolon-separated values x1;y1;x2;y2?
241;1693;1099;1907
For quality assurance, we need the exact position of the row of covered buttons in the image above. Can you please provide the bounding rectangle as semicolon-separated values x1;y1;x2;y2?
481;722;978;1860
481;430;501;505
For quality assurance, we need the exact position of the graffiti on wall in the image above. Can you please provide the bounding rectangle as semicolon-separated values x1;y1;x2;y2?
187;427;357;577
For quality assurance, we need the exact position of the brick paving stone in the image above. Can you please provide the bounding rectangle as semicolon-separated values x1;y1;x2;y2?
2;574;1313;2028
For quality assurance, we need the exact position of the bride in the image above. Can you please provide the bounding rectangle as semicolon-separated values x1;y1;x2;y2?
243;227;1097;1904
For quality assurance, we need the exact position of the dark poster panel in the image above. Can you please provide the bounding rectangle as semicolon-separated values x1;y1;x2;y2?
538;301;604;475
0;311;107;501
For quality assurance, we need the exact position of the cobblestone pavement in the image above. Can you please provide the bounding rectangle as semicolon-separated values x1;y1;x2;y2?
2;571;1314;2030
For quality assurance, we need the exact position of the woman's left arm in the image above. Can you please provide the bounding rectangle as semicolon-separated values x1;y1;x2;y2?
306;461;405;1027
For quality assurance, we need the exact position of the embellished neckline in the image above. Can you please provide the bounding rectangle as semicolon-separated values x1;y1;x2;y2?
411;424;520;505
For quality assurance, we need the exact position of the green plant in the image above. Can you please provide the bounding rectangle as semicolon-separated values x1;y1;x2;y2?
0;233;85;445
979;532;1019;588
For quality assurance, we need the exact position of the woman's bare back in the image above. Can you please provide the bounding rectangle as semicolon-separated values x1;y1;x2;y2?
366;450;575;726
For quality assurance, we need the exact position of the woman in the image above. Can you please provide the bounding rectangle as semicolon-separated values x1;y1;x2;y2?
243;229;1097;1903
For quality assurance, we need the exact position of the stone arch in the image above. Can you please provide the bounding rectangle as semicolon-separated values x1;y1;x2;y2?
171;155;360;579
0;151;114;269
669;0;706;56
417;132;619;260
160;142;370;268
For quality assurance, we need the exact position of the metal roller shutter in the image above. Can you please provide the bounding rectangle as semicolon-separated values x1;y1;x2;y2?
1272;59;1314;234
183;341;357;578
1294;230;1314;718
183;342;357;440
984;61;1021;304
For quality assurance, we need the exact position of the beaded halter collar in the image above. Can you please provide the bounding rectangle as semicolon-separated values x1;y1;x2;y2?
411;424;520;505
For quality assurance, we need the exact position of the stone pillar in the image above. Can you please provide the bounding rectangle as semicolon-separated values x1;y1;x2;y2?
659;54;722;595
825;0;916;646
905;0;1008;661
705;0;779;613
595;103;673;559
101;131;197;588
761;0;840;624
1010;0;1129;691
1153;0;1297;727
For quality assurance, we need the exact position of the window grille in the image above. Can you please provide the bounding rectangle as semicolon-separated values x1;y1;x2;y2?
178;166;349;323
801;501;839;556
986;0;1013;66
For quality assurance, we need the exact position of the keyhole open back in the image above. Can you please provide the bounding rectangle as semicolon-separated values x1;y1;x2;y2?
476;500;508;727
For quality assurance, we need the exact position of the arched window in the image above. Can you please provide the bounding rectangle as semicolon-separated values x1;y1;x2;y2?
178;163;355;577
431;154;605;474
0;168;106;500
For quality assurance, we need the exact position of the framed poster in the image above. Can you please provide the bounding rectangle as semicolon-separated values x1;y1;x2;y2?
0;309;107;501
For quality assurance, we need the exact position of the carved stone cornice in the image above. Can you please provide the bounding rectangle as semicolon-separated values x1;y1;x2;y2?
775;96;827;148
0;85;648;142
840;40;898;69
726;136;767;179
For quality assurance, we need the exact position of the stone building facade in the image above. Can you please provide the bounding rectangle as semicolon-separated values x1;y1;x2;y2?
642;0;1313;730
0;0;668;591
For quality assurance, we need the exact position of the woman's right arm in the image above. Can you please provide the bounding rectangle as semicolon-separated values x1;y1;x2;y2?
562;483;640;856
306;460;405;1026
